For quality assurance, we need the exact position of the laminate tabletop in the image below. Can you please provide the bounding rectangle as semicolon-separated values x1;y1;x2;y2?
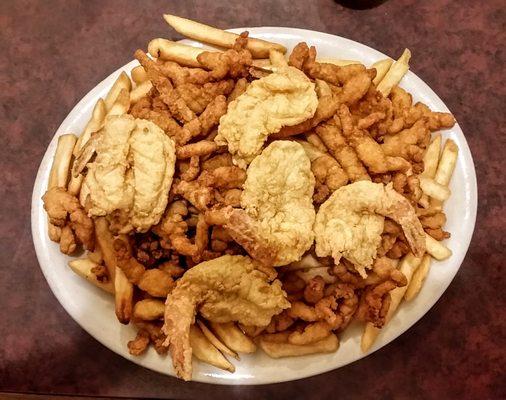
1;0;504;399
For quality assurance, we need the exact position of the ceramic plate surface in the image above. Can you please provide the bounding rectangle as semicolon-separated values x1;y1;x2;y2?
31;27;477;384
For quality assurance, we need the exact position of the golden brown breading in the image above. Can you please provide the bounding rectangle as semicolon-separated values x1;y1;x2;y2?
197;166;246;189
176;140;219;159
172;180;214;211
196;33;253;80
42;187;94;252
175;80;234;114
315;118;370;182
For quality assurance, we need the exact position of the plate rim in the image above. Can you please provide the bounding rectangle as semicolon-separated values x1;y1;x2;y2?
31;26;478;385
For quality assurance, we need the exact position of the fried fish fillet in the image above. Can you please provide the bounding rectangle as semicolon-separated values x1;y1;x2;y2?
215;66;318;168
83;115;176;232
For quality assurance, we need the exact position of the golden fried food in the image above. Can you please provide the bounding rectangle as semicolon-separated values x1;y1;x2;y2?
162;255;289;380
42;18;460;380
314;181;425;277
42;187;94;253
215;66;318;168
82;115;176;233
229;141;315;266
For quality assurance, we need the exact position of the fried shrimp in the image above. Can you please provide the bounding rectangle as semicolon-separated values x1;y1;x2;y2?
162;255;289;380
240;141;315;264
314;181;425;277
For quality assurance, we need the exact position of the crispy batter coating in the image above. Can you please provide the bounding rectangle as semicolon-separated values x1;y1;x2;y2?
356;257;407;327
172;180;214;212
315;181;425;277
114;236;175;297
239;141;315;265
128;329;150;356
315;118;370;182
135;50;197;124
176;80;234;114
198;166;246;189
162;255;289;380
215;66;318;168
42;187;94;252
176;140;219;159
197;33;252;78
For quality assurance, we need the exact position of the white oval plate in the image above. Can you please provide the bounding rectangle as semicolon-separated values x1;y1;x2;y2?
31;27;477;385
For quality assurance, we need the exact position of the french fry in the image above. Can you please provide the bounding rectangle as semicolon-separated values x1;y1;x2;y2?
48;134;78;189
94;217;133;323
251;58;271;68
148;38;205;68
47;134;77;241
130;81;153;104
419;176;451;201
376;48;411;97
317;57;362;66
361;253;422;352
434;139;459;186
197;320;239;360
69;98;107;196
94;217;116;279
209;321;256;353
87;248;103;264
431;139;459;209
259;333;339;358
418;134;442;207
422;134;442;178
163;14;286;58
189;325;235;372
106;88;130;117
371;58;394;86
404;254;431;301
115;266;133;324
73;98;106;157
68;258;114;294
104;72;131;111
131;65;148;84
269;49;288;67
133;299;165;320
425;234;452;260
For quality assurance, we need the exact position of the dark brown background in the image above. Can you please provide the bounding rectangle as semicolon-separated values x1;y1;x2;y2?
1;0;505;399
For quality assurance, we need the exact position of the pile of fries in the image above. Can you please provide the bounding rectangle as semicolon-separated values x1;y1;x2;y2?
43;14;459;377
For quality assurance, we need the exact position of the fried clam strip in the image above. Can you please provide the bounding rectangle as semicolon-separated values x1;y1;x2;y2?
338;104;411;174
287;283;359;342
162;255;289;380
355;257;407;328
389;86;455;133
315;117;370;182
42;187;94;254
196;32;253;80
289;42;373;106
296;140;348;203
135;50;196;124
113;236;175;298
174;80;235;114
130;94;227;146
314;181;425;277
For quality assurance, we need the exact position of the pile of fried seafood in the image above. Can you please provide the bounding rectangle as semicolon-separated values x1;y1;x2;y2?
42;15;458;381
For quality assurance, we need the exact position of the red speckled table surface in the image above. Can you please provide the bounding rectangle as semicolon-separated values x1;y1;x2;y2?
1;0;505;399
